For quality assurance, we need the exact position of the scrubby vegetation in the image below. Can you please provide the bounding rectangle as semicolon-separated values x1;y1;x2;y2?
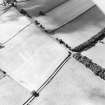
73;53;105;80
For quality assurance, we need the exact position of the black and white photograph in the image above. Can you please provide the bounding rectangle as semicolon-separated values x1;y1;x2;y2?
0;0;105;105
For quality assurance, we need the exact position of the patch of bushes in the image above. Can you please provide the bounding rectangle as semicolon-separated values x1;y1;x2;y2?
73;53;105;80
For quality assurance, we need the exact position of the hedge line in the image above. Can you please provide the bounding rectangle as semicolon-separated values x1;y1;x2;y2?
73;53;105;80
72;28;105;52
56;38;71;50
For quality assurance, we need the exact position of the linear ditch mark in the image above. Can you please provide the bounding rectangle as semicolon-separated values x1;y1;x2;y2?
0;8;33;49
73;53;105;80
23;52;71;105
72;28;105;52
35;5;96;34
1;22;32;47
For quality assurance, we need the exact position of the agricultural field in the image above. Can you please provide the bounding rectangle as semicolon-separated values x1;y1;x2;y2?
0;0;105;105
